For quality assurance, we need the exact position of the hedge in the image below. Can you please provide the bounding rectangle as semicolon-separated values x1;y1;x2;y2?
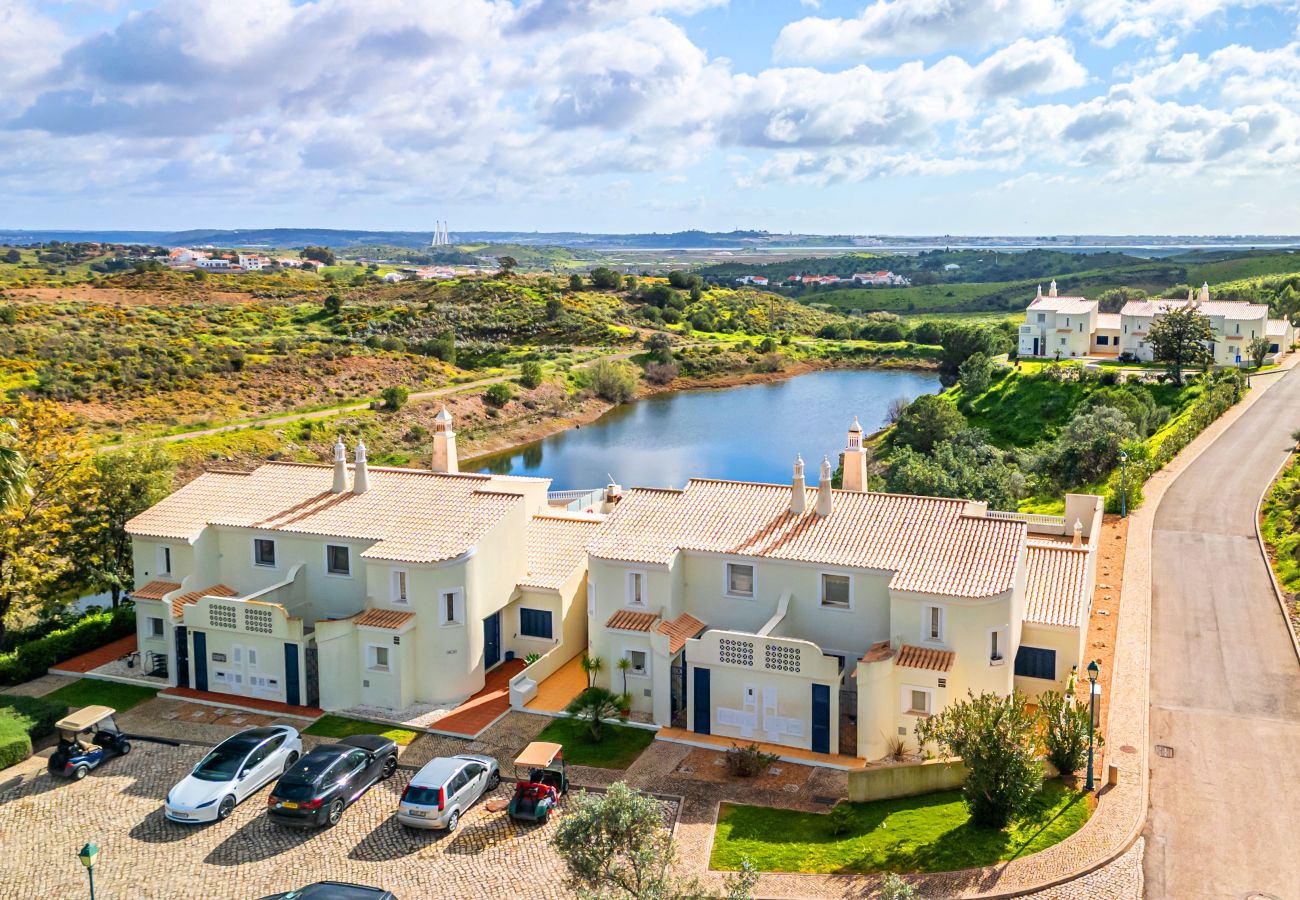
0;724;30;771
0;605;136;686
0;695;66;771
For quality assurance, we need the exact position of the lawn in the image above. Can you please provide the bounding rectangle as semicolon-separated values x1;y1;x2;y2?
41;679;159;714
532;716;657;769
710;780;1090;875
303;714;420;746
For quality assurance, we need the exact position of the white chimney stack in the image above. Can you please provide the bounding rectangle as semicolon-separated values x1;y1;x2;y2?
790;455;806;515
1049;279;1058;298
1072;519;1083;548
432;407;458;473
842;417;868;492
816;456;834;517
331;437;348;493
353;440;370;494
1198;281;1210;305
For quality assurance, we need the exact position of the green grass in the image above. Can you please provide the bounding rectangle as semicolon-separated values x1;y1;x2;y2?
1261;454;1300;593
710;780;1091;875
303;714;420;746
41;679;159;714
533;716;657;769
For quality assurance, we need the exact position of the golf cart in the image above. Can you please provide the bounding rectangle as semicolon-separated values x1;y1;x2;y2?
508;741;568;824
48;706;133;780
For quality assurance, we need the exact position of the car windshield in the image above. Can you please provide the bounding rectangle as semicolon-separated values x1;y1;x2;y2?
403;785;442;806
192;736;259;781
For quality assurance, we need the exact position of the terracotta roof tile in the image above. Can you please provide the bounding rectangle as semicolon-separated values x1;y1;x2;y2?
1028;296;1095;315
127;462;523;565
1025;544;1091;628
587;480;1025;599
895;644;955;672
520;516;601;590
172;583;237;618
1268;319;1289;336
1095;313;1121;330
606;609;658;632
354;608;416;630
132;580;180;601
1121;298;1268;319
657;613;706;654
861;640;893;664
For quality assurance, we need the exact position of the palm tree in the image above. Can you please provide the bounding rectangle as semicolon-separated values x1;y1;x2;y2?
580;653;604;689
616;656;632;696
0;418;26;509
564;687;624;742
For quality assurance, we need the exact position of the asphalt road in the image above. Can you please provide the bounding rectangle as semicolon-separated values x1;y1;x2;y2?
1144;367;1300;899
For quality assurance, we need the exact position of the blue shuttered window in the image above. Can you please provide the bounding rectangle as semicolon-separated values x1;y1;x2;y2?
1014;646;1057;680
519;608;553;640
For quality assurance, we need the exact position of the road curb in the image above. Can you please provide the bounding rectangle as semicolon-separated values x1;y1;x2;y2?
1253;448;1300;666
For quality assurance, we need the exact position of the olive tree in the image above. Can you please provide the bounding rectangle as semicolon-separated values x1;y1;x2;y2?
891;394;966;454
1037;690;1093;777
1146;306;1213;382
1248;335;1272;369
552;782;677;899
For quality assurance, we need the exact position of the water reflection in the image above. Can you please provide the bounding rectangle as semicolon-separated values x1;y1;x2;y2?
472;369;941;490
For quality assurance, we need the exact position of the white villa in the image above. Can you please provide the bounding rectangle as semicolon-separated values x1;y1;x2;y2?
126;411;1102;761
1020;280;1294;365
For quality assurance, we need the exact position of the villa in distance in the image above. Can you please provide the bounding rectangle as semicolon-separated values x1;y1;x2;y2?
124;397;1103;764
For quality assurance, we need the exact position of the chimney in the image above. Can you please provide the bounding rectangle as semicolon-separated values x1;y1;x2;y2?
816;456;834;517
1049;279;1058;298
1198;281;1210;305
790;455;807;515
353;440;370;494
842;417;868;492
432;407;458;473
1035;284;1042;300
1072;519;1083;548
331;437;348;493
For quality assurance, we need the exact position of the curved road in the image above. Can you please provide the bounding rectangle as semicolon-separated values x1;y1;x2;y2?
1144;366;1300;898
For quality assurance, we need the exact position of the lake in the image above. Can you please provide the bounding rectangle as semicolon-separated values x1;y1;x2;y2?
472;368;941;490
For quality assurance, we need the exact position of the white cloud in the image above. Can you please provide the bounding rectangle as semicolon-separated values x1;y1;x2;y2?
1079;0;1276;48
774;0;1067;63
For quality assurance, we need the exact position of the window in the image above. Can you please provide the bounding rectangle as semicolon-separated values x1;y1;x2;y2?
519;607;553;639
254;538;276;568
908;688;931;715
326;544;351;577
157;545;173;575
989;629;1004;664
923;605;945;643
625;649;648;677
1036;313;1045;322
247;647;258;668
626;571;646;607
391;569;409;605
1014;646;1057;681
367;645;390;672
1096;335;1109;346
820;573;851;609
439;588;464;626
147;617;164;638
725;563;755;598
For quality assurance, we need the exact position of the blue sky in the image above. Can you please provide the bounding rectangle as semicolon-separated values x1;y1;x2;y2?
3;0;1300;235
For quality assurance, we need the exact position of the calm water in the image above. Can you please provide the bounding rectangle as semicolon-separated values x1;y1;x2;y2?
473;368;941;490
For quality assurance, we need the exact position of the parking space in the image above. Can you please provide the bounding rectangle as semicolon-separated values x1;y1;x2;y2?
0;738;577;899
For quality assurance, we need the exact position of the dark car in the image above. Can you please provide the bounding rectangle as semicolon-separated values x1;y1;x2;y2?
257;882;396;900
266;734;399;828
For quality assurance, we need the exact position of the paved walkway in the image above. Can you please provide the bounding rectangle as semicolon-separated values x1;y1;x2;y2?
48;634;136;674
158;686;324;720
429;660;526;737
655;727;867;771
524;653;586;714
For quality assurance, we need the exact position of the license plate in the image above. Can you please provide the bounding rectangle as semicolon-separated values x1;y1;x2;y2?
170;812;189;819
408;810;426;817
281;802;299;809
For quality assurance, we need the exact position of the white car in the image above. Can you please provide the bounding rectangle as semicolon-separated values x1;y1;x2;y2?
165;725;303;824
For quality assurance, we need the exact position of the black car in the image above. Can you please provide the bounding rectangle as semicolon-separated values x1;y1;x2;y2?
266;734;399;828
258;882;396;900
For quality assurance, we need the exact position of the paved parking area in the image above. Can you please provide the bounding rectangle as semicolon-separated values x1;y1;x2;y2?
0;740;583;899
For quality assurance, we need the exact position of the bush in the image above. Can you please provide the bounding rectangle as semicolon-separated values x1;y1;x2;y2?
519;361;544;389
588;359;639;403
483;382;513;408
892;394;966;454
643;362;679;385
1037;690;1092;777
0;727;30;771
0;694;66;740
0;605;135;686
380;385;409;410
724;742;779;778
828;802;854;835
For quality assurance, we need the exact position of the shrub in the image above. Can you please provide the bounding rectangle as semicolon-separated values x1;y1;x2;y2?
724;742;779;778
0;605;135;686
564;687;628;742
0;726;30;771
828;802;854;835
958;351;994;395
643;362;679;385
588;359;639;403
524;652;542;666
1037;690;1093;777
380;385;408;410
519;361;544;389
892;394;966;454
483;382;512;407
880;873;916;900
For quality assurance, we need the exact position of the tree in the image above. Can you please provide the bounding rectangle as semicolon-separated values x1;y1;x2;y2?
0;418;26;510
300;245;336;266
645;332;674;365
616;655;631;695
580;652;604;688
1146;307;1213;382
1248;335;1272;369
1038;406;1138;487
886;432;1022;508
552;782;677;899
939;325;1010;386
958;351;994;395
568;273;584;291
484;382;512;407
589;267;622;290
381;385;409;410
66;445;175;607
588;359;639;403
519;361;544;389
2;249;20;264
564;687;627;742
892;394;966;454
0;399;99;646
496;256;518;277
323;292;343;317
915;690;1043;828
1037;690;1093;777
546;297;565;320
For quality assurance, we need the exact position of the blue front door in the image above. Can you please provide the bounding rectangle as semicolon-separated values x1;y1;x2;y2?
285;643;301;706
811;683;831;754
174;626;189;688
692;666;710;735
192;631;207;692
483;612;501;670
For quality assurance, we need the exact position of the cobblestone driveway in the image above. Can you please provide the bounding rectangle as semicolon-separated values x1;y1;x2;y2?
0;741;579;899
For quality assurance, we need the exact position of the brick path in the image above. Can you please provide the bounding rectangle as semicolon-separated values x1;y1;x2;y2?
159;685;324;719
430;659;526;737
48;634;136;674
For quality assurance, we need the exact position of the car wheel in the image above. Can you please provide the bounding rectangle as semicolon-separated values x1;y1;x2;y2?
382;754;398;780
326;798;344;827
118;741;132;756
217;795;236;821
446;810;459;832
73;765;89;781
488;770;500;790
283;751;299;773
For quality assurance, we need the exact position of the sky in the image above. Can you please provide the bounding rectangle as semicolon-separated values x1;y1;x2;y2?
3;0;1300;235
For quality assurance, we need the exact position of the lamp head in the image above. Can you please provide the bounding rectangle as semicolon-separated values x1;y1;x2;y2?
78;842;99;869
1087;659;1100;681
1119;450;1128;463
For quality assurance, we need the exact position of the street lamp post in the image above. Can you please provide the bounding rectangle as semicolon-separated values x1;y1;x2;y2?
78;842;99;900
1085;659;1100;792
1118;450;1129;518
